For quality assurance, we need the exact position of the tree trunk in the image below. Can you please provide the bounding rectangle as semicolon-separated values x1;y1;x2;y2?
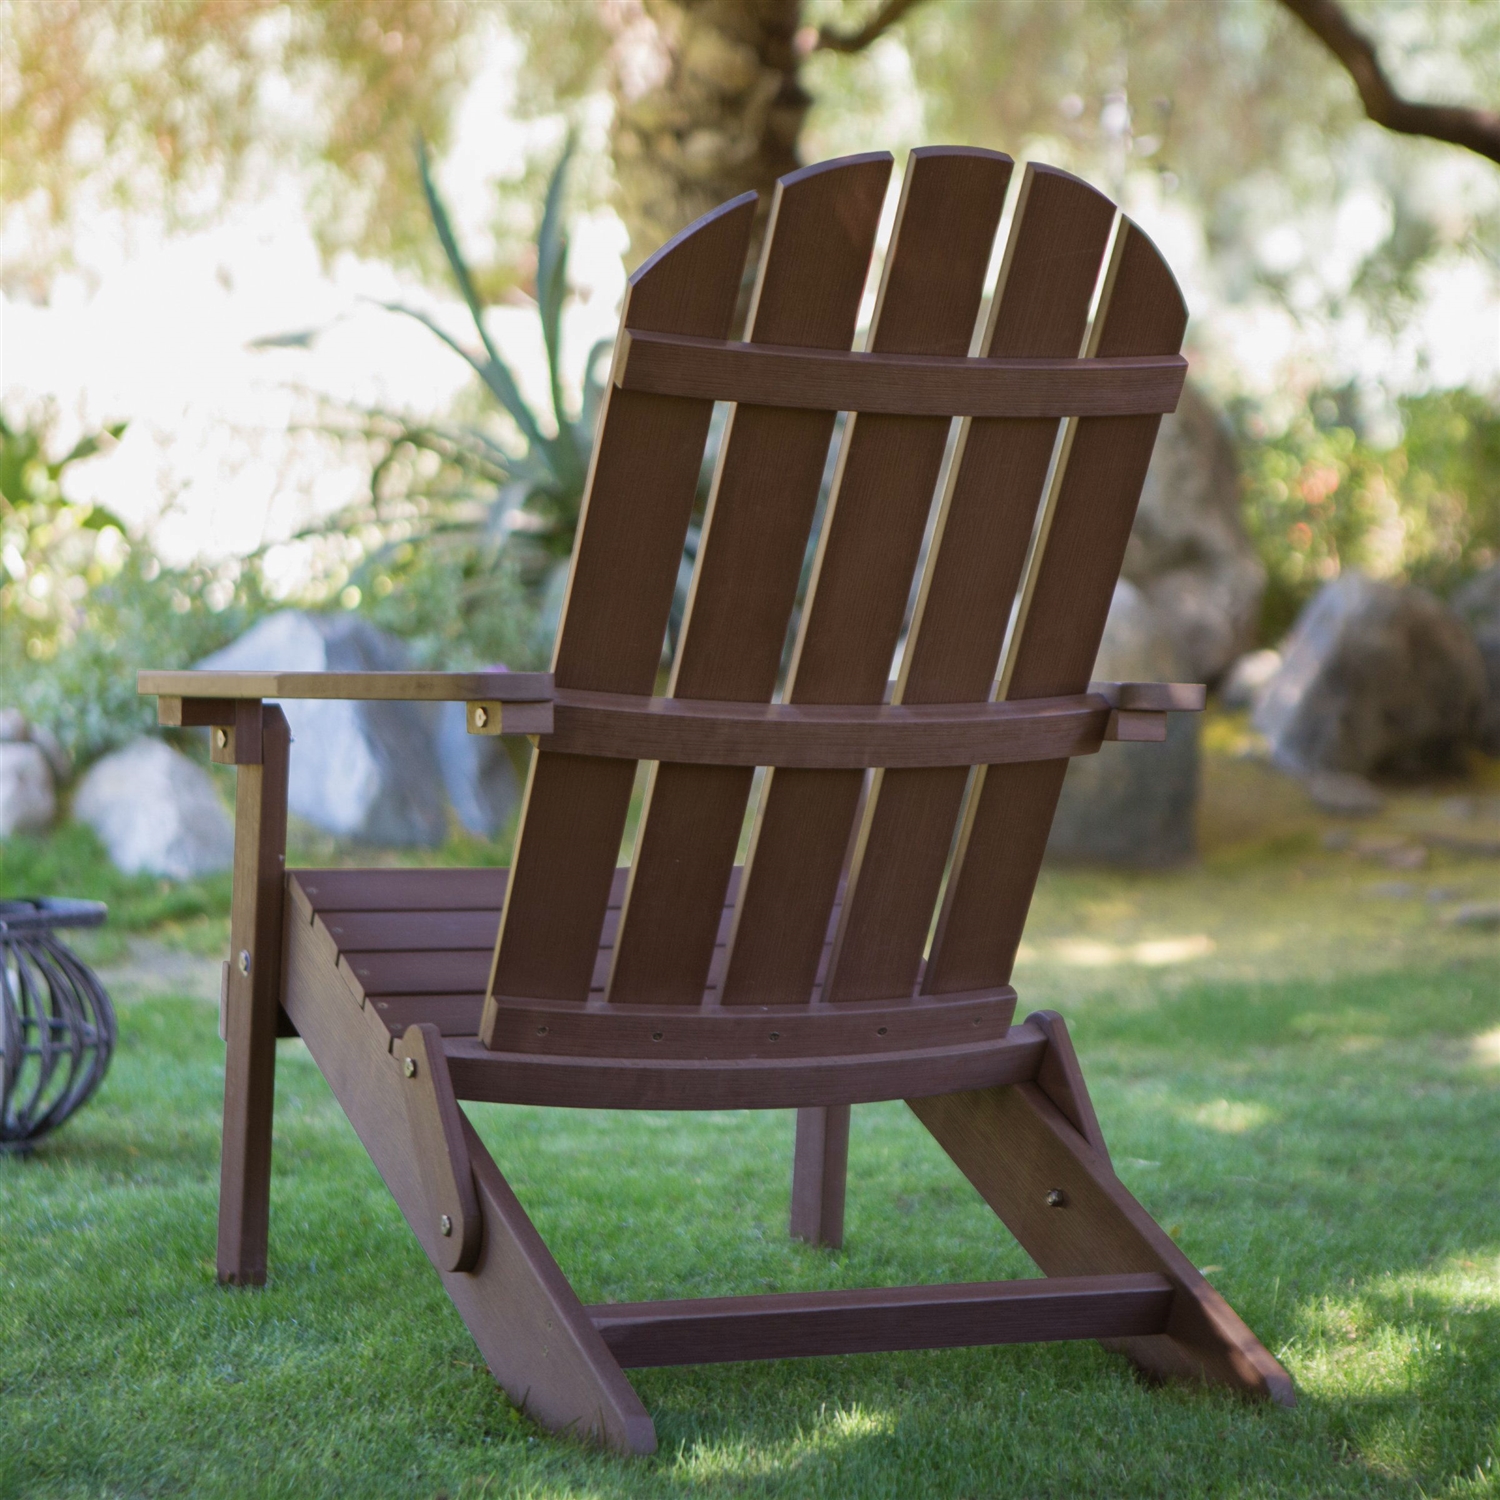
607;0;809;266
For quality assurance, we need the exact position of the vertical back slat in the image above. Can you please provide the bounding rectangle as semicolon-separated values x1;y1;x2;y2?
923;220;1188;995
822;167;1115;1003
605;154;893;1007
480;197;755;1032
719;148;1014;1007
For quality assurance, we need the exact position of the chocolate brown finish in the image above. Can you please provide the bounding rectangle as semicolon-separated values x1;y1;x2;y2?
217;704;289;1286
546;688;1114;767
606;152;891;1008
724;148;1014;1007
790;1104;851;1248
141;669;552;702
593;1272;1174;1367
615;331;1186;417
138;153;1284;1451
393;1023;481;1273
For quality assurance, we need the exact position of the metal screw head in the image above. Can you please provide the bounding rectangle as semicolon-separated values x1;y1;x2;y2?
1046;1188;1067;1209
439;1214;453;1237
214;727;228;749
473;705;489;729
403;1056;417;1078
237;950;251;974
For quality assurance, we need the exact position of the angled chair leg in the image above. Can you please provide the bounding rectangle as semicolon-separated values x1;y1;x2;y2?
790;1105;850;1248
217;704;289;1287
909;1011;1294;1406
282;921;656;1454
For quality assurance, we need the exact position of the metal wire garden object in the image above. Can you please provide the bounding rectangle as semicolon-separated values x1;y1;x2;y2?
0;898;116;1151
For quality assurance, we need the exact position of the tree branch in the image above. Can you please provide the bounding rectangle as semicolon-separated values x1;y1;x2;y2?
814;0;928;55
1277;0;1500;166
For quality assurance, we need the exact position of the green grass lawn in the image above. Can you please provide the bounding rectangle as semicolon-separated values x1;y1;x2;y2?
3;749;1500;1497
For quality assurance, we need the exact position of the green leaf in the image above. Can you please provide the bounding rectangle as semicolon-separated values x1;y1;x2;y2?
414;135;548;456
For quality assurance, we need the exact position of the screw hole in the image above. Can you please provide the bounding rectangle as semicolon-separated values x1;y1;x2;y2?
876;1026;888;1036
768;1031;780;1041
651;1030;663;1042
536;1024;548;1036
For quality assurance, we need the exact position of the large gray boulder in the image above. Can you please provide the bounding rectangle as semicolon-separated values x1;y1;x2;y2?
74;737;234;877
1122;382;1266;686
435;701;521;838
0;711;57;836
1255;573;1486;777
197;611;449;846
1047;581;1199;868
1453;564;1500;754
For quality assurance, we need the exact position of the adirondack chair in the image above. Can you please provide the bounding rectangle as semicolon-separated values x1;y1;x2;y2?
140;147;1294;1454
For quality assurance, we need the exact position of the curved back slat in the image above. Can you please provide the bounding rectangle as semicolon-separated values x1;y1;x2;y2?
480;196;755;1026
604;153;893;1008
924;219;1189;996
719;147;1015;1007
823;165;1116;1004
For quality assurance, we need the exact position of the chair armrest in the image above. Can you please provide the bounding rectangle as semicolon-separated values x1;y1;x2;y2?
1089;680;1205;744
138;669;555;736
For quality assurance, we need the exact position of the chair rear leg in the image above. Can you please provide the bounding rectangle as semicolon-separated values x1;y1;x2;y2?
790;1105;850;1248
217;704;290;1286
909;1012;1294;1405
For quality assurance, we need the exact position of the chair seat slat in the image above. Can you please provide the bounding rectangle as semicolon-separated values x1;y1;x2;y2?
615;332;1185;417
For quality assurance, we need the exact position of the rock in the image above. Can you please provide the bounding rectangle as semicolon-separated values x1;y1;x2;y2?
0;741;57;836
1254;573;1486;778
1303;769;1383;816
1447;901;1500;930
1219;649;1281;710
1047;581;1198;867
1452;563;1500;754
1121;382;1266;685
197;611;449;846
74;737;234;877
435;701;521;837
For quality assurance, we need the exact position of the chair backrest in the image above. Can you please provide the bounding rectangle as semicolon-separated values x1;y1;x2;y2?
479;147;1186;1051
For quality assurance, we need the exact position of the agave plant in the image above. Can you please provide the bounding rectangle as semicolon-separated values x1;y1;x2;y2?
378;135;608;571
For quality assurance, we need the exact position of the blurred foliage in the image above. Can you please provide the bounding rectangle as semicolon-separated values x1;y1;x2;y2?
304;140;613;670
1237;387;1500;641
1;409;271;766
0;824;233;931
0;0;484;286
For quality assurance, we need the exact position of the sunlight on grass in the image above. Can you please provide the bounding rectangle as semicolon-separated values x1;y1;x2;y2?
1473;1027;1500;1068
1032;933;1218;966
1188;1097;1275;1133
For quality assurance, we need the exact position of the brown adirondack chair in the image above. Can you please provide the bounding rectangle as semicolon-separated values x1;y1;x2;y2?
140;147;1293;1455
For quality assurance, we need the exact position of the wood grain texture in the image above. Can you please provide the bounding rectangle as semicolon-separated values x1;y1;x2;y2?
442;1021;1048;1111
790;1104;851;1248
606;153;893;1008
392;1022;481;1273
481;193;758;1027
824;166;1116;1005
141;670;551;702
723;148;1014;1007
543;688;1113;767
591;1272;1173;1367
1027;1009;1108;1158
217;704;289;1286
615;332;1185;417
281;915;657;1453
925;215;1190;997
908;1080;1295;1405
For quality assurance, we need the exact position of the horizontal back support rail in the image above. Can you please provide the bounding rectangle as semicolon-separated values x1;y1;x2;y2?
539;682;1202;769
615;331;1187;419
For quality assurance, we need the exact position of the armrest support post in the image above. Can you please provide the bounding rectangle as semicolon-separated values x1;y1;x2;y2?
217;702;290;1287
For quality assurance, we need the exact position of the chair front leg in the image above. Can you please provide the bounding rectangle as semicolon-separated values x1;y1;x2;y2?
214;702;290;1286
